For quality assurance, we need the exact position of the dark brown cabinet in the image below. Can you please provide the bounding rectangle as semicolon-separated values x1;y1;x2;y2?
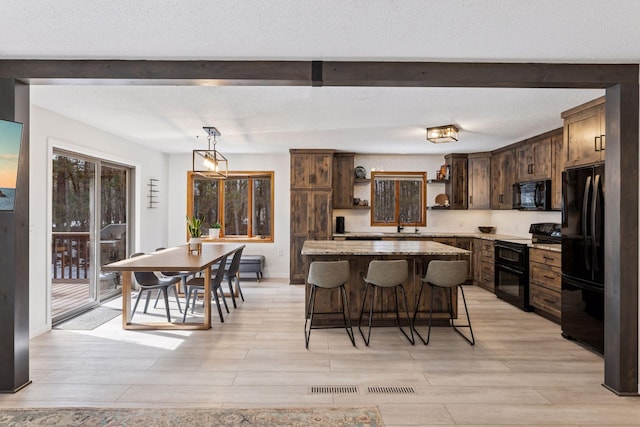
561;96;606;168
529;248;561;323
332;152;354;209
515;133;554;181
445;153;468;210
290;150;334;284
473;238;495;292
551;130;564;210
491;148;515;209
290;150;333;189
467;152;491;209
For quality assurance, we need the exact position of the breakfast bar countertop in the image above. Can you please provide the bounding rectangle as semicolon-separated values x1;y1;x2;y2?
301;239;471;256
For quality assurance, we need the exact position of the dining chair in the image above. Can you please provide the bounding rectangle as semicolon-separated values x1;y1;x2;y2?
153;247;192;308
223;247;245;308
130;252;183;322
413;259;474;345
182;254;229;323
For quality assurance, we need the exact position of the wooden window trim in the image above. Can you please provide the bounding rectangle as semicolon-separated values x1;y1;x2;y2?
370;171;426;227
187;171;274;243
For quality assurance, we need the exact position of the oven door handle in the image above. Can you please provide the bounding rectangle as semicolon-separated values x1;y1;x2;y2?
495;244;525;254
496;263;524;275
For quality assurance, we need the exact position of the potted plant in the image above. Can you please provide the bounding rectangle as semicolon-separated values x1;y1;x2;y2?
209;221;221;239
186;215;204;251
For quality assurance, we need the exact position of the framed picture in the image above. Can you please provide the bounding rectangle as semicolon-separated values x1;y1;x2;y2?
0;119;23;212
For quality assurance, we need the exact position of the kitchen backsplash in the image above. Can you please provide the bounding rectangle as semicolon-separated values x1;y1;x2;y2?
334;208;560;237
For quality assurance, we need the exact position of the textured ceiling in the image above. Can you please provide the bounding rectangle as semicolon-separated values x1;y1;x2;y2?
2;0;635;154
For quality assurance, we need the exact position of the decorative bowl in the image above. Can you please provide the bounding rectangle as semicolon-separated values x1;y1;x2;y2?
478;226;496;234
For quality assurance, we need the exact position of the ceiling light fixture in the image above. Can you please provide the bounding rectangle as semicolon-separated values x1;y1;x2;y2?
426;125;459;143
193;126;228;179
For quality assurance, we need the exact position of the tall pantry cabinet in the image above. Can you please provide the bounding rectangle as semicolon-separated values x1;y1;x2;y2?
290;150;334;284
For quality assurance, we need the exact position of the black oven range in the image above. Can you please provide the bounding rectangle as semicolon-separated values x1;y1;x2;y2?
494;223;561;311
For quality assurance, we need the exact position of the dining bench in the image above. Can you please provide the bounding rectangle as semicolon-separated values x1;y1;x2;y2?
239;255;265;281
214;254;265;282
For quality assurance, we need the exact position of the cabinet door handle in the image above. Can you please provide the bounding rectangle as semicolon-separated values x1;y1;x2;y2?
595;136;601;152
469;195;473;205
543;298;556;304
600;134;606;151
543;275;555;280
499;194;504;204
543;256;554;261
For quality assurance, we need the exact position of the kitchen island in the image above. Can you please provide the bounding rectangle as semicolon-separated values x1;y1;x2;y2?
301;240;471;325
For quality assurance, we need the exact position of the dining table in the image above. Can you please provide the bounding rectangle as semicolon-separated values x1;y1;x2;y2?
102;243;245;330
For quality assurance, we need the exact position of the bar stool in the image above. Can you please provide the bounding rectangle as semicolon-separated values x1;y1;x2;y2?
305;260;355;348
358;260;415;346
412;260;474;345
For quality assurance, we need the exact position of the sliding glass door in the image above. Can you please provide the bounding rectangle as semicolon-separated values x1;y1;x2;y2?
51;150;131;324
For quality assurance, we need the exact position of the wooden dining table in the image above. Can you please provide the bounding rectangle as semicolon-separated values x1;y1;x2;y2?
102;243;245;330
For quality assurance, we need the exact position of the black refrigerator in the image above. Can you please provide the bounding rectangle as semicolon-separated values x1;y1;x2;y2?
561;164;605;353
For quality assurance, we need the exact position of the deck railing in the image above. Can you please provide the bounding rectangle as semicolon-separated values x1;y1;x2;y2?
52;232;91;279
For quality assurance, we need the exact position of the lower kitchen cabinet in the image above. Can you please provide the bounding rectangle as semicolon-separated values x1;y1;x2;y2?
473;238;495;292
529;247;561;323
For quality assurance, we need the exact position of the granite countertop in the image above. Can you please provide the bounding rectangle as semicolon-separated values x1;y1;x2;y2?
530;243;562;252
301;240;471;256
332;231;531;242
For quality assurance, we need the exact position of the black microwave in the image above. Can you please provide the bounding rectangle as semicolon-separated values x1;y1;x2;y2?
512;180;552;210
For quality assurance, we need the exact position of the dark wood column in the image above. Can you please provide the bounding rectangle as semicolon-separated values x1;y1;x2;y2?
604;83;639;395
0;79;30;393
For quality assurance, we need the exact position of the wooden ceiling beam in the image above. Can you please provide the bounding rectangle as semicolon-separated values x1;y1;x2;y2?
0;60;636;88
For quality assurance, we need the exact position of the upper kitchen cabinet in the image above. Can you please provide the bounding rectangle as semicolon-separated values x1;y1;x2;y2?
445;153;468;210
514;130;556;182
467;152;491;210
290;149;334;189
551;130;564;210
332;152;355;209
491;147;515;209
561;96;606;168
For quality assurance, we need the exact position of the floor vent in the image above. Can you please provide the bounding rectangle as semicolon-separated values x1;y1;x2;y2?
367;386;415;394
309;385;359;394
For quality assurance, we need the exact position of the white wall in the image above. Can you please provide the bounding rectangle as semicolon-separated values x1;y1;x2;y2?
167;152;291;279
29;106;169;337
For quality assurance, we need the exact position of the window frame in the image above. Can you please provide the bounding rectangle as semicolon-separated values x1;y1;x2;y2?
370;171;427;227
187;171;274;243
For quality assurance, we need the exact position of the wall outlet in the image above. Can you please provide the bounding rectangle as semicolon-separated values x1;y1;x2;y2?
277;249;283;256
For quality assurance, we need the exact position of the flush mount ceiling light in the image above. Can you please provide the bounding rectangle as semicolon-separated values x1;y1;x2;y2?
193;126;228;179
426;125;459;143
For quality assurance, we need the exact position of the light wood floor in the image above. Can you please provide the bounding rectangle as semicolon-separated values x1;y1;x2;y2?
2;280;639;426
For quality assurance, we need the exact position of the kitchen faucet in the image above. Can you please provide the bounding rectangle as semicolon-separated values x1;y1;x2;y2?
397;213;406;233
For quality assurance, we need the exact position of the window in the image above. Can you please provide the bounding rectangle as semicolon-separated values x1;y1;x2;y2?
187;171;274;242
371;171;426;227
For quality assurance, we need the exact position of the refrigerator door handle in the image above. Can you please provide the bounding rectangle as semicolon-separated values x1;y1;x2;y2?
592;174;601;272
582;175;592;271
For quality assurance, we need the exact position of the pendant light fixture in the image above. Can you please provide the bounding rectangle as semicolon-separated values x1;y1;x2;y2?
193;126;228;179
426;125;459;143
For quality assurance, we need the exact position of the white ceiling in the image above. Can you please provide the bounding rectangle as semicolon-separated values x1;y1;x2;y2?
3;0;637;154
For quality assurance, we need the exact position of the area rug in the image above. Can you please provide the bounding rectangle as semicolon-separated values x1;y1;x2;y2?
54;307;121;330
0;406;384;426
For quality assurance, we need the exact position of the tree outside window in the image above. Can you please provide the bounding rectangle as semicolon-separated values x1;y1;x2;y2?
188;171;273;242
371;172;426;226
